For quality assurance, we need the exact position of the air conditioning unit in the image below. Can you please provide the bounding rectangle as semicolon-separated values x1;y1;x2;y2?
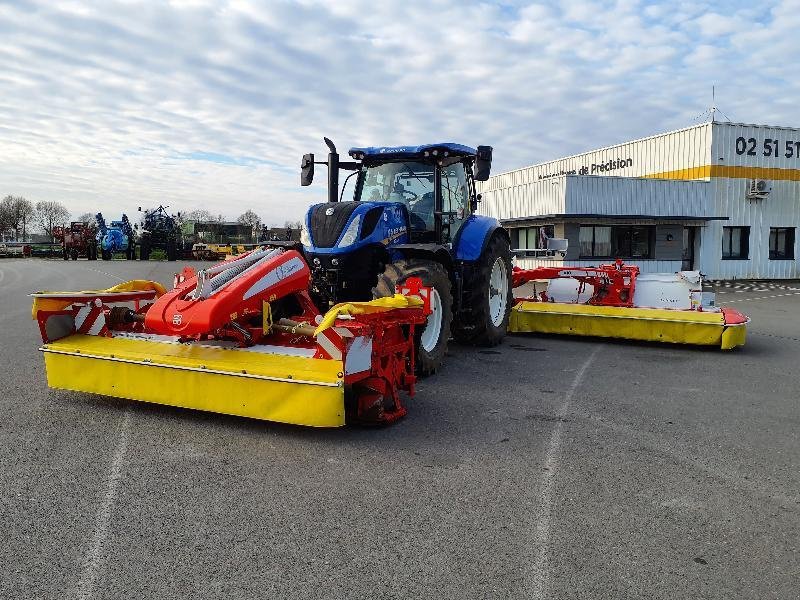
546;237;569;255
746;179;772;200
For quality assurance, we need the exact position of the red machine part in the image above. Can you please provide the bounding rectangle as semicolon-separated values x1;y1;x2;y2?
35;247;433;426
512;259;640;307
344;305;427;424
145;248;311;337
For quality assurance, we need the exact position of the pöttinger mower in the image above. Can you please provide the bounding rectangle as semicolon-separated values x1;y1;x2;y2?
509;260;749;349
32;247;432;426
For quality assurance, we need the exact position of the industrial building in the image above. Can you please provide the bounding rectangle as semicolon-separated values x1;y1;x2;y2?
479;121;800;279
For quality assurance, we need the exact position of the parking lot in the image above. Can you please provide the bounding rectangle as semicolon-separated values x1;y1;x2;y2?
1;258;798;599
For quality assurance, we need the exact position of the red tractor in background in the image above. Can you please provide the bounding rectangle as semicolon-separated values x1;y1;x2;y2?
53;222;98;260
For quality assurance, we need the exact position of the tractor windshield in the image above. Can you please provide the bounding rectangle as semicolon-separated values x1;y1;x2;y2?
357;161;436;231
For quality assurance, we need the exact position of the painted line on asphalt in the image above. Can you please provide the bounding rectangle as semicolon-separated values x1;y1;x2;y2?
85;267;126;283
74;407;131;600
726;291;800;303
527;344;601;600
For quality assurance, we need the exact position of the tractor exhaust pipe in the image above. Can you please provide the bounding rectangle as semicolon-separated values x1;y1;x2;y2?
301;138;359;201
324;137;339;204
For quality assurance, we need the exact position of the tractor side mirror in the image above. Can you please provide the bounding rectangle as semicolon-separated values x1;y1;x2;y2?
474;146;493;181
301;153;315;186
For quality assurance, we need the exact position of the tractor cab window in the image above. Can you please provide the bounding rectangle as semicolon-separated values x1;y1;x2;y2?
440;161;468;242
357;161;436;232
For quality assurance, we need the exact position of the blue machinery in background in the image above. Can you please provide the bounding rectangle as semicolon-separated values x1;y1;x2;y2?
96;213;135;260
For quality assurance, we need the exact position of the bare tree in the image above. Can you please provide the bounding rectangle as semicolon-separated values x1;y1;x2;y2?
35;200;70;239
76;212;99;232
0;195;34;241
0;200;12;241
284;220;303;229
237;210;262;241
184;209;215;222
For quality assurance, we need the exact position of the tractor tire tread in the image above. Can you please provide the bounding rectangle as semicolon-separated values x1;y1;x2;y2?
453;233;513;347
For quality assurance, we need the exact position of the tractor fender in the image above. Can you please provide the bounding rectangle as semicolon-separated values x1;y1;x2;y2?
389;244;453;271
452;215;509;261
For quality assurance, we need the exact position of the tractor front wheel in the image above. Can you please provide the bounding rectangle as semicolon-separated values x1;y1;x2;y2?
373;259;453;376
453;234;513;347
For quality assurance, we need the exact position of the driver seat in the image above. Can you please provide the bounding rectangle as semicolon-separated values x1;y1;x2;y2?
408;192;437;243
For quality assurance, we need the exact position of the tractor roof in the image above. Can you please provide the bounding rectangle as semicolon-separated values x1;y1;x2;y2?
349;143;477;161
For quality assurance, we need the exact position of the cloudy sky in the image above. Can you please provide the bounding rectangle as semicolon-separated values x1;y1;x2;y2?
1;0;798;225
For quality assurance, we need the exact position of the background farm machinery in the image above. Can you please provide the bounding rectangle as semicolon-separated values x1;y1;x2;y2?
96;213;135;260
53;221;97;260
138;205;180;261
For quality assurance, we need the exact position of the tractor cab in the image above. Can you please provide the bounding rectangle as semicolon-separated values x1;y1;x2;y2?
347;143;491;245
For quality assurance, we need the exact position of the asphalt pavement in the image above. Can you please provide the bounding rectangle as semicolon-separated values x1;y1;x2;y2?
1;258;798;599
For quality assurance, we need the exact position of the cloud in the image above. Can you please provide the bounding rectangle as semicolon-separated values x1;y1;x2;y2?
0;0;797;225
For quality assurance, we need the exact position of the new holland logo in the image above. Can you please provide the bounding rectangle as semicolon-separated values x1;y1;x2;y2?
325;207;335;216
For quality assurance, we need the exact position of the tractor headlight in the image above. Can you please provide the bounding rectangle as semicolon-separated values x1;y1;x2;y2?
337;214;361;248
300;223;311;247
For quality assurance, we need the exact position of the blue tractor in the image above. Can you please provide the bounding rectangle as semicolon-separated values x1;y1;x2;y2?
299;139;513;375
96;213;135;260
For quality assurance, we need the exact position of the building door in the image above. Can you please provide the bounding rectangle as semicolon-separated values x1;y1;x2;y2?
682;227;696;270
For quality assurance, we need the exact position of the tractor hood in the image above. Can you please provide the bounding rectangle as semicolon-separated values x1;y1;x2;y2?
305;201;409;251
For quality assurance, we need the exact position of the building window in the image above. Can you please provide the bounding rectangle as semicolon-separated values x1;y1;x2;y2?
721;226;750;260
513;225;554;250
579;225;653;258
769;227;795;260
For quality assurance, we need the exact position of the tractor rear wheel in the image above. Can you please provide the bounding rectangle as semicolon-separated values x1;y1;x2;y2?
62;248;69;260
101;249;111;261
453;234;513;347
373;259;453;376
70;249;79;261
88;245;97;260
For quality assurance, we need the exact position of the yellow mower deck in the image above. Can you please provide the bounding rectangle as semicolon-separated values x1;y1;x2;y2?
41;334;346;427
509;302;747;350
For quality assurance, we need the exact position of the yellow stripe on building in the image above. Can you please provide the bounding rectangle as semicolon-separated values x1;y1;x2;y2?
644;165;800;181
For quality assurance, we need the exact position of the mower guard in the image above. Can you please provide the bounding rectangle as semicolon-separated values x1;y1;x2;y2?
509;302;748;350
41;334;346;427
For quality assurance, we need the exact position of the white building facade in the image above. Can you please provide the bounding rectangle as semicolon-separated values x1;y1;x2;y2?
479;121;800;279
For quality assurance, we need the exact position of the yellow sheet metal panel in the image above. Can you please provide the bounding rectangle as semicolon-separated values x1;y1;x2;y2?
513;301;725;323
41;335;346;427
509;302;745;349
721;325;747;351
